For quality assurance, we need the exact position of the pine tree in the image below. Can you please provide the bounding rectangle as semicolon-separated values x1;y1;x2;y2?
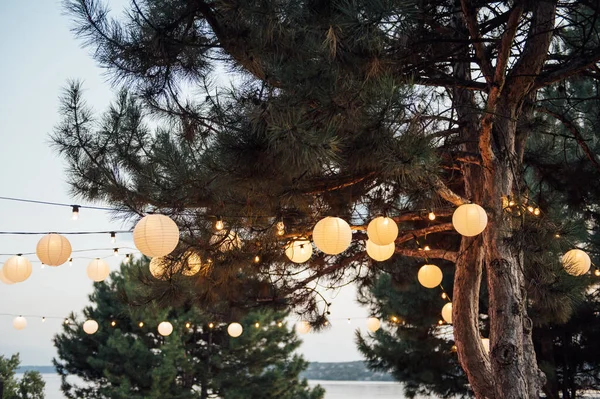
0;354;45;399
53;258;324;399
53;1;600;397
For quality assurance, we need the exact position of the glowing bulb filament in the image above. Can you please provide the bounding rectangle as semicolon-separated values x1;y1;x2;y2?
215;218;224;231
208;322;214;329
255;322;260;328
428;212;436;221
139;322;144;328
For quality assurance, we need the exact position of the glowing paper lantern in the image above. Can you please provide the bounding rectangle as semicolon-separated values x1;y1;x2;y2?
83;320;99;335
441;302;453;324
0;267;14;285
312;217;352;255
227;322;243;338
181;251;202;276
366;240;395;261
149;257;169;280
562;249;591;276
296;320;311;334
13;316;27;330
285;239;313;263
87;259;110;282
210;230;242;252
417;264;443;288
452;204;488;237
158;321;173;336
366;317;381;332
133;214;180;257
367;217;398;246
482;338;490;354
3;255;32;283
36;233;72;266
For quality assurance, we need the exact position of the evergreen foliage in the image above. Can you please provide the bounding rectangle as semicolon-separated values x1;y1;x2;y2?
53;258;324;399
0;354;45;399
53;1;600;397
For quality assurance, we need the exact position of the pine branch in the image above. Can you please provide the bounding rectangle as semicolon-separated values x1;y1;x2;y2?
394;248;458;263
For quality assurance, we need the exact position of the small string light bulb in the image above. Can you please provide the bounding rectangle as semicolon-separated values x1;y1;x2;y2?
347;318;351;324
111;321;116;327
527;206;534;213
324;320;329;326
71;205;80;220
208;322;214;329
64;319;70;325
113;248;119;256
595;269;600;277
451;345;457;352
423;245;431;251
391;316;398;323
508;200;515;207
428;212;436;221
277;322;283;328
533;208;540;216
215;217;224;231
69;258;73;267
254;255;260;263
125;254;131;263
555;233;561;238
139;321;144;328
438;320;444;325
184;322;191;329
441;292;448;299
255;322;260;328
42;317;46;323
110;232;116;243
41;263;45;269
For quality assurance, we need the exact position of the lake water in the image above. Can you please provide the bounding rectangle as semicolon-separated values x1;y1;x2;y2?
38;373;410;398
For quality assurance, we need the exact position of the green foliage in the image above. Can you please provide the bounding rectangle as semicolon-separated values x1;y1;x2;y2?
0;353;45;399
53;258;323;399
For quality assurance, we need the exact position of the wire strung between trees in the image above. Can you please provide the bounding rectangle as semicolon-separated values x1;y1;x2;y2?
0;195;118;211
0;230;132;235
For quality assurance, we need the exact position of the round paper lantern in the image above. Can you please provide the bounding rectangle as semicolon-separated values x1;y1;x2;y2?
366;240;395;262
285;239;313;263
149;257;169;280
13;316;27;330
209;230;242;252
312;217;352;255
36;233;72;266
158;321;173;336
452;204;488;237
482;338;490;354
133;214;180;257
83;320;99;335
181;251;202;276
87;259;110;282
0;267;14;285
3;255;32;283
418;264;443;288
367;217;398;246
562;249;591;276
441;302;453;324
296;320;311;335
227;322;243;338
366;317;381;332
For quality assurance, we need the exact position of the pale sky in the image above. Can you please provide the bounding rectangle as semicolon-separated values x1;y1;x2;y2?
0;1;369;365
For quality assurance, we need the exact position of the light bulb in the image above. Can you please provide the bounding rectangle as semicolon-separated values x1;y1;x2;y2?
110;232;116;243
277;322;283;328
113;248;119;256
125;254;131;263
71;205;80;220
111;321;116;327
254;255;260;263
139;322;144;328
215;218;224;231
391;316;398;322
534;208;540;216
595;269;600;277
428;212;436;221
41;264;45;269
69;258;73;267
64;319;70;325
424;245;431;251
208;322;214;329
42;317;46;323
555;233;561;238
347;318;351;324
509;200;515;206
255;322;260;328
527;206;534;213
185;322;191;329
441;292;447;299
324;321;329;326
438;320;444;325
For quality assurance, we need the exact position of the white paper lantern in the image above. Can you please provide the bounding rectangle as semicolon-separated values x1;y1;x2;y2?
4;255;33;283
452;204;488;237
149;257;169;280
562;249;591;276
209;230;242;252
296;320;311;335
0;267;14;285
367;217;398;246
83;320;99;335
366;317;381;332
482;338;490;354
312;217;352;255
133;214;180;257
13;316;27;330
227;322;243;338
158;321;173;336
366;240;395;262
441;302;453;324
87;259;110;282
418;264;443;288
285;239;313;263
36;233;72;266
181;251;202;276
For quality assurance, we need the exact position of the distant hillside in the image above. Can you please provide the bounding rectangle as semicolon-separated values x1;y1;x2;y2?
21;362;392;382
17;366;56;374
300;361;394;381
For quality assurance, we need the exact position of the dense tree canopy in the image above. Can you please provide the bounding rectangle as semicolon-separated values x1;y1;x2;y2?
54;0;600;397
53;258;324;399
0;353;45;399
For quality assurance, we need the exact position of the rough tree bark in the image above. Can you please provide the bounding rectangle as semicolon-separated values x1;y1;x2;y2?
451;1;557;397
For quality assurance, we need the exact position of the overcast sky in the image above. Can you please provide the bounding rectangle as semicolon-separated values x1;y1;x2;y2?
0;1;370;365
